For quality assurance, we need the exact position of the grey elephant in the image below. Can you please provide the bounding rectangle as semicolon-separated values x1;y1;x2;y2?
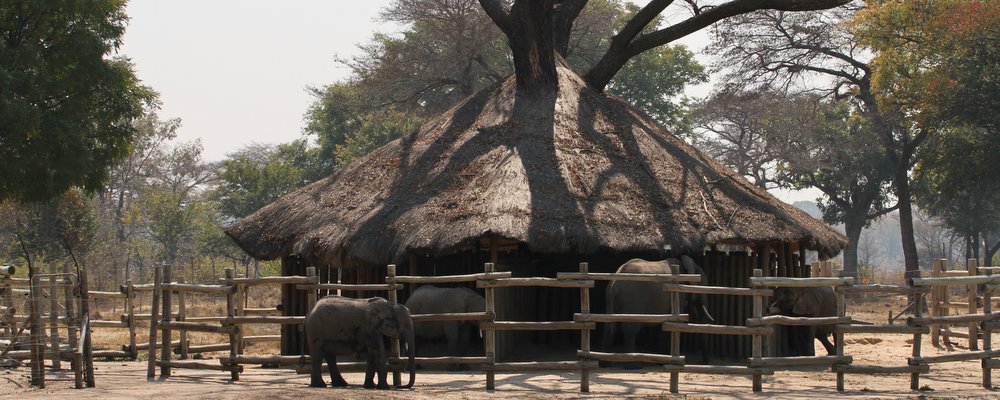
304;295;416;389
769;286;837;355
603;255;715;367
405;285;485;370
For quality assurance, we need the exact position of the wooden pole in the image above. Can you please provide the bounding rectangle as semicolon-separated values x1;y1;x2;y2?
147;266;162;379
968;259;979;351
177;277;189;360
160;263;173;377
63;263;78;379
752;268;763;392
835;289;846;391
910;270;924;390
225;268;240;380
79;266;95;387
126;279;137;359
236;276;246;355
579;262;590;393
484;262;496;391
387;264;402;387
669;262;680;394
29;273;44;388
48;264;60;370
984;266;993;389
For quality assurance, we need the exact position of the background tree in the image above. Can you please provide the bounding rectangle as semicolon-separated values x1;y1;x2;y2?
706;2;916;278
0;0;155;202
855;0;1000;266
213;140;326;221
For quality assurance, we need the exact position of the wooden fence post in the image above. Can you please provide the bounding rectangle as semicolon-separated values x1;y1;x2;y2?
910;270;924;391
160;263;173;377
579;262;590;393
177;277;188;360
484;262;496;391
29;273;44;388
669;262;680;394
836;286;846;392
48;264;60;370
752;268;763;392
63;263;79;376
225;268;240;381
147;266;162;379
387;264;402;387
968;258;979;351
126;279;136;359
983;267;993;389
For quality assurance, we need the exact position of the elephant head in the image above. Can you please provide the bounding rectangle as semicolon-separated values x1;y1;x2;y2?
364;299;416;389
678;255;715;324
769;286;837;355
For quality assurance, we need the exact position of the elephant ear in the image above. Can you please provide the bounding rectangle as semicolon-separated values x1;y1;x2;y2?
365;299;400;338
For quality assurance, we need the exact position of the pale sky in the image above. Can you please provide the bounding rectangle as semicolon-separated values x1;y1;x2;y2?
117;1;818;203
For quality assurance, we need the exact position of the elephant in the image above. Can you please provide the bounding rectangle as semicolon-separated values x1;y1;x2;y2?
304;295;416;389
769;286;837;355
602;255;715;367
404;285;485;370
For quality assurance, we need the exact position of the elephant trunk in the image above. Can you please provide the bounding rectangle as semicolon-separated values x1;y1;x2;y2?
400;325;416;389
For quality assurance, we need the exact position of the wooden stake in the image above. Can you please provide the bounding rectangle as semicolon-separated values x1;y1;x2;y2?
579;262;590;393
911;270;924;390
177;277;188;360
670;262;680;394
484;262;496;391
225;268;240;381
48;264;60;370
387;265;402;387
147;266;161;379
968;259;979;351
752;268;763;392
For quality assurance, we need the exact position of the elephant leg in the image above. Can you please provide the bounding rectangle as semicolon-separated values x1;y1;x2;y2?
817;333;836;356
444;322;460;371
309;346;326;387
375;337;390;389
326;354;348;387
621;323;642;370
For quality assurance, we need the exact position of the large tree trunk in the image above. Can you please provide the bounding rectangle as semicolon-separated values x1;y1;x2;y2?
895;169;920;279
507;1;558;97
842;213;865;280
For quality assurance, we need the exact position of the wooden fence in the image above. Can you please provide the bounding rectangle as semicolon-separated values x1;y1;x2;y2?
24;257;1000;394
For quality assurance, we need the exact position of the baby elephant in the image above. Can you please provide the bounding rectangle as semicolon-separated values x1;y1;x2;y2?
304;295;416;389
769;287;837;355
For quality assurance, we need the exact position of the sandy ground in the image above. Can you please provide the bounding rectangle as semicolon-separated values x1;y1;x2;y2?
4;330;1000;400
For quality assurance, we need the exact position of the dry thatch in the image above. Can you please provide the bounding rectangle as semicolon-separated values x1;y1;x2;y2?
225;65;846;266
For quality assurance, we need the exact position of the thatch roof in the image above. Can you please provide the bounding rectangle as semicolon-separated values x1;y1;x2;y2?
225;65;846;266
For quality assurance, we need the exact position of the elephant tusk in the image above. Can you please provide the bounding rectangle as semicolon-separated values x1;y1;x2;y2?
700;304;715;323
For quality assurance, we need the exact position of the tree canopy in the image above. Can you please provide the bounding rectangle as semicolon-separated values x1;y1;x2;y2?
0;0;155;203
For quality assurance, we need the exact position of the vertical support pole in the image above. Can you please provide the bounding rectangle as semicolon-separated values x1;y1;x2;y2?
941;259;952;346
177;277;188;360
968;258;979;351
910;270;924;390
126;280;137;359
48;265;60;370
79;266;94;388
387;264;402;387
931;259;943;346
306;267;318;311
835;287;846;392
579;262;590;393
63;263;78;377
236;279;246;355
752;268;763;392
225;268;239;381
29;273;44;388
147;266;162;379
484;262;496;391
669;262;680;394
983;267;993;389
160;263;173;378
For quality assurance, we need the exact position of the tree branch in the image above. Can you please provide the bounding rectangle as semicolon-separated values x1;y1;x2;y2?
584;0;850;91
554;0;589;56
478;0;512;35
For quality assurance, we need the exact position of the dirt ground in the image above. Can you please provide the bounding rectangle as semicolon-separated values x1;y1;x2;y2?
4;329;1000;400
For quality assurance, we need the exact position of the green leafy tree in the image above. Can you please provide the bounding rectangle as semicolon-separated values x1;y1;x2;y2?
213;140;326;220
0;0;155;202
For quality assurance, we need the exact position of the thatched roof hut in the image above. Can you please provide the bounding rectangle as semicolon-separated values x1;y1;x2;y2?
225;65;846;265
